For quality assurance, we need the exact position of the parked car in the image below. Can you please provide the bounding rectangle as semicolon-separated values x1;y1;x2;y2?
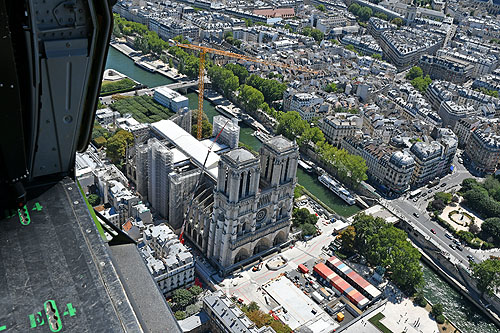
445;233;452;239
456;246;463;251
414;212;420;218
430;228;436;234
449;244;455;250
440;182;447;187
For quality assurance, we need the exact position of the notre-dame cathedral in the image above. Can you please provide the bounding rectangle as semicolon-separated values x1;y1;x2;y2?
206;136;299;274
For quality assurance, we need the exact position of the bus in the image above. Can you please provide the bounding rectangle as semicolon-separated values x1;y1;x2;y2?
409;189;422;198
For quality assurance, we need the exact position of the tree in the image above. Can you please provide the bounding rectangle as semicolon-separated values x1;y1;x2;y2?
483;176;500;195
411;75;432;93
431;303;443;317
391;17;403;27
189;285;203;297
191;115;213;139
471;259;500;296
469;223;480;235
316;4;326;11
244;18;253;27
301;26;324;42
482;217;500;244
461;178;480;192
112;23;122;37
174;311;186;320
324;82;337;93
345;44;357;53
436;314;445;324
106;130;134;164
429;198;446;212
298;127;325;147
358;7;373;21
300;223;317;238
226;63;249;84
172;289;193;308
310;29;324;42
406;66;424;80
340;226;356;254
348;3;361;16
185;304;199;316
434;192;452;204
276;111;307;140
93;136;107;148
246;310;270;328
87;194;101;207
315;141;367;186
374;12;388;21
294;185;305;199
351;214;423;291
389;239;424;291
292;208;318;226
239;84;265;113
371;53;382;60
414;291;427;307
245;75;286;104
241;301;260;313
270;321;293;333
92;122;111;140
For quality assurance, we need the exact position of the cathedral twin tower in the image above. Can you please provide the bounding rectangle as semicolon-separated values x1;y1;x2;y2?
207;136;299;274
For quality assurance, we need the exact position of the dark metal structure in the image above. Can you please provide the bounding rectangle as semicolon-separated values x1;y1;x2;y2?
0;1;181;331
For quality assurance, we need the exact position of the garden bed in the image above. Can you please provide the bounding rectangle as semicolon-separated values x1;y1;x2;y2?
110;95;175;123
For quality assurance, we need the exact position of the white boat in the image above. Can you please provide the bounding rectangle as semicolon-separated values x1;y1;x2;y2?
253;130;272;143
215;105;240;119
134;60;155;72
297;159;313;173
318;174;356;205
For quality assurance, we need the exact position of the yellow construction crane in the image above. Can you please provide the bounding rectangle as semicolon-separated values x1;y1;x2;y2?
174;43;318;139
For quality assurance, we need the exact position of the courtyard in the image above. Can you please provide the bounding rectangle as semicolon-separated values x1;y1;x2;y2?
439;200;484;232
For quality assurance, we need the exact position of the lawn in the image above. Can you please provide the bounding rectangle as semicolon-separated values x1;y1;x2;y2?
368;313;393;333
110;95;175;123
100;78;136;95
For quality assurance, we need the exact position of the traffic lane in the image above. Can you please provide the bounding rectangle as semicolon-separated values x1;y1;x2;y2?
398;190;482;263
392;200;472;264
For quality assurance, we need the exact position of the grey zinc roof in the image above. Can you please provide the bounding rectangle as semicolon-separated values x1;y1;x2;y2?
267;135;293;150
178;310;210;332
390;151;415;167
226;148;256;162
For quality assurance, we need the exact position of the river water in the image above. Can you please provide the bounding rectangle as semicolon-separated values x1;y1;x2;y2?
106;47;360;217
421;263;497;333
105;46;498;332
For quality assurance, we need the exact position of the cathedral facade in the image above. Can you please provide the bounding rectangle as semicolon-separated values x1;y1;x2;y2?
205;136;299;274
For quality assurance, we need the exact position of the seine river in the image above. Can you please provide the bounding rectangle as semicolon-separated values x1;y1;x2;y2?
105;47;360;217
105;46;498;332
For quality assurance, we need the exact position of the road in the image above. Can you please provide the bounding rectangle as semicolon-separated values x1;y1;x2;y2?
384;153;485;266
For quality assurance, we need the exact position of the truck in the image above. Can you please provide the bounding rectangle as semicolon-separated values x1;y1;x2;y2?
428;178;440;188
409;189;422;199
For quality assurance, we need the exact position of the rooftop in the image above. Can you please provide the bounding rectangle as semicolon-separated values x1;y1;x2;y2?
225;148;257;163
266;135;294;151
151;120;220;179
